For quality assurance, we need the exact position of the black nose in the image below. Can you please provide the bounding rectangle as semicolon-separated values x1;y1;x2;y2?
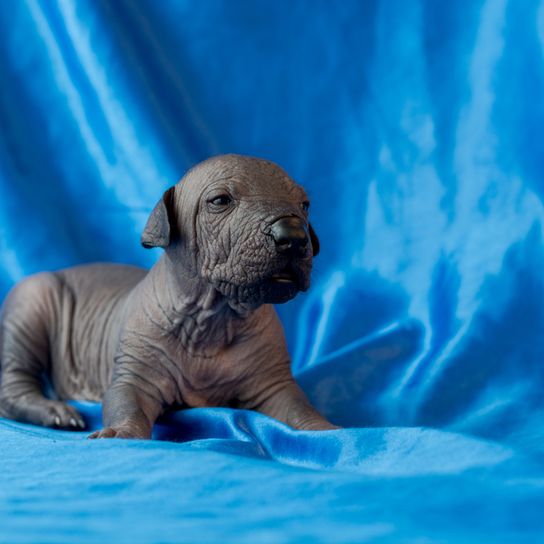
270;217;309;256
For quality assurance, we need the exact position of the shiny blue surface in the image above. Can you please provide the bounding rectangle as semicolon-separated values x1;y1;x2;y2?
1;0;544;542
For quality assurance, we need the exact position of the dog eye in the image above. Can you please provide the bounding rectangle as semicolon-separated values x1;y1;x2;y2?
301;201;310;212
209;194;232;207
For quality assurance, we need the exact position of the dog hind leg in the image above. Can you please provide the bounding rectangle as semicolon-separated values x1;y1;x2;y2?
0;274;85;429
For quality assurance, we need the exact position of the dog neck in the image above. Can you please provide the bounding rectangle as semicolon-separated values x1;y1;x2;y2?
145;255;254;353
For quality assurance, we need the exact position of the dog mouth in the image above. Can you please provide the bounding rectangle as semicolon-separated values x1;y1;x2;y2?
268;262;305;288
213;260;311;306
270;267;298;284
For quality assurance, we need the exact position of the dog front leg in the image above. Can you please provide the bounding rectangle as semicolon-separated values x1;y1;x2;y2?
89;383;161;439
254;380;338;431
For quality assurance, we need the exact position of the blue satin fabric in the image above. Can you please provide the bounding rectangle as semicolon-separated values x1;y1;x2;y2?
1;0;544;541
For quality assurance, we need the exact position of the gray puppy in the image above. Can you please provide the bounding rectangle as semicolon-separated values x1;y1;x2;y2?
0;154;335;438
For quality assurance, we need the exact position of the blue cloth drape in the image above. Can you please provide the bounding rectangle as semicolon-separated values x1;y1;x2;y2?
1;0;544;542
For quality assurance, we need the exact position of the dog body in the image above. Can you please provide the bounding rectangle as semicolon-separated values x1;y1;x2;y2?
0;155;335;437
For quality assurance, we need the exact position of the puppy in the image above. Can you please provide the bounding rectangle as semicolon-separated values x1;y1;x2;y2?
0;154;336;438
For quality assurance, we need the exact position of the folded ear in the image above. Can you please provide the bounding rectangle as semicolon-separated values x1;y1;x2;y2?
309;223;320;257
141;186;176;249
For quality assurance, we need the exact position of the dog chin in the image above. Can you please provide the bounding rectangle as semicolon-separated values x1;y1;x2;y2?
261;279;300;304
215;275;308;307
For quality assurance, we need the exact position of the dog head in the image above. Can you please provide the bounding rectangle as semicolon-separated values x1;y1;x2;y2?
141;154;319;306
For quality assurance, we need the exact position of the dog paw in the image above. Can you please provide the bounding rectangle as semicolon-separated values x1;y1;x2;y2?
42;401;86;430
88;426;142;439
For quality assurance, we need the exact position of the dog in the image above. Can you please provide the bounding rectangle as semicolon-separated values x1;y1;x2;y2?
0;154;336;438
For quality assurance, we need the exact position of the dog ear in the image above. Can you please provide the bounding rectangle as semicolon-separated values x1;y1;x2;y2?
309;223;320;256
141;186;176;249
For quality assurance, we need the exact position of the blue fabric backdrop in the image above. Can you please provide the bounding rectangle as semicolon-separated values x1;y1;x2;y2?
1;0;544;542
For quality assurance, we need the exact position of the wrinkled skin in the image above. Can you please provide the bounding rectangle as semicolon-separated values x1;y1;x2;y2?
0;154;336;438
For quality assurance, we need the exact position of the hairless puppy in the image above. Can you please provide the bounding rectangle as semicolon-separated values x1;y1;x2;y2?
0;154;336;438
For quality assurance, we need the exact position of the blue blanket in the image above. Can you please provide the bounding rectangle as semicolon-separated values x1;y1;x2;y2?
1;1;544;541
